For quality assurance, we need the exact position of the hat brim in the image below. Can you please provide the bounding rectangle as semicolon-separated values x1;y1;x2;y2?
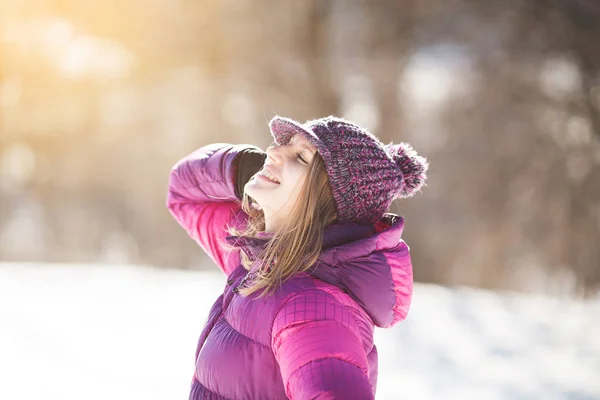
269;116;320;147
268;116;333;166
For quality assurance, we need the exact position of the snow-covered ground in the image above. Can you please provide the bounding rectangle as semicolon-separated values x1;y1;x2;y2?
0;263;598;400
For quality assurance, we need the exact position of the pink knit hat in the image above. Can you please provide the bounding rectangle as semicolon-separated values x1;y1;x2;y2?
269;115;429;224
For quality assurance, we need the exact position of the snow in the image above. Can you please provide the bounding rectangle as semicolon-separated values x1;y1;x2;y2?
1;263;598;400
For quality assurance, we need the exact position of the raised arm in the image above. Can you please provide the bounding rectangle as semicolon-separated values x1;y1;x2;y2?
272;289;374;399
167;143;266;276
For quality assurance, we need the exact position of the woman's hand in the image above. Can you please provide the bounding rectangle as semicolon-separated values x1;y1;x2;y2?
233;147;267;199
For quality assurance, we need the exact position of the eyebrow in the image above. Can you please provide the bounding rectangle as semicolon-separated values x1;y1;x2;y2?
291;136;316;154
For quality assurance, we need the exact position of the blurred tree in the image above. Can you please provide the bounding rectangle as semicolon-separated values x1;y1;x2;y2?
1;0;598;295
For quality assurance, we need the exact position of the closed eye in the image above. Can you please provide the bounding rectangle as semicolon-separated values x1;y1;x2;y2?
297;154;306;164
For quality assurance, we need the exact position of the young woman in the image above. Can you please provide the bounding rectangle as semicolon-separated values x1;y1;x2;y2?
167;115;428;399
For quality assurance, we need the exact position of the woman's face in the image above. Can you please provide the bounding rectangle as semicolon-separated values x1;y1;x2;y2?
244;134;318;233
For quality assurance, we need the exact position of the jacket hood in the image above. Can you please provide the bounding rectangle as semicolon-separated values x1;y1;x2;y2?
225;213;413;328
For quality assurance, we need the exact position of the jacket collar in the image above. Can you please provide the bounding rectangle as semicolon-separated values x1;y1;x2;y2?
225;213;409;328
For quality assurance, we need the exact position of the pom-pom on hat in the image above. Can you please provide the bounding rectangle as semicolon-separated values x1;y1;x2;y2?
269;115;429;224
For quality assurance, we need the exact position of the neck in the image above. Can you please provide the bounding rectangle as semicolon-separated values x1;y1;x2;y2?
263;212;284;233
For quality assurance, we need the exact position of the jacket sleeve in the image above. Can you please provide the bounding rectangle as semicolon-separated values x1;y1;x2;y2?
167;142;264;276
271;289;374;400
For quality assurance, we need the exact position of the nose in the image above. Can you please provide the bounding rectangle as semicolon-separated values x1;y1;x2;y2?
265;143;285;165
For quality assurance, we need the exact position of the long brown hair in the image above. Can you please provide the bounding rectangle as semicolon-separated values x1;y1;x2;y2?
227;152;337;297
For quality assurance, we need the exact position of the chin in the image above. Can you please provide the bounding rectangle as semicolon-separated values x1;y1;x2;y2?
245;180;272;199
244;183;258;200
243;186;262;209
245;182;289;214
247;194;267;211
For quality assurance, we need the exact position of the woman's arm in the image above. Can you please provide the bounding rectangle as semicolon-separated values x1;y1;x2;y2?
271;288;374;399
167;142;266;276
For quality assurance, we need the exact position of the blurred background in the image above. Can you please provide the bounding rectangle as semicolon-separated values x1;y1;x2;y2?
2;0;600;297
2;1;600;399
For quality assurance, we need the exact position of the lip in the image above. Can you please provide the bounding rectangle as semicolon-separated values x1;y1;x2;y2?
262;166;281;183
257;172;281;184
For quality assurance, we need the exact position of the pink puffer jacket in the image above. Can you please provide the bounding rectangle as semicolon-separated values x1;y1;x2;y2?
167;143;414;399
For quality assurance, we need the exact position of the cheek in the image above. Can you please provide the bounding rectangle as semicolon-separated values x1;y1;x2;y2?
283;173;307;199
284;168;307;186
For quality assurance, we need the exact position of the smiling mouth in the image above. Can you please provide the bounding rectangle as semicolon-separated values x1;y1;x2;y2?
257;171;281;184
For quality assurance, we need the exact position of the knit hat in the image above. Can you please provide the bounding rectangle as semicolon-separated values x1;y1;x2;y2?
269;115;428;224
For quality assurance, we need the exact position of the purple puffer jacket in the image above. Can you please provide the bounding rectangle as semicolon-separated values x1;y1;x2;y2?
167;143;413;399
